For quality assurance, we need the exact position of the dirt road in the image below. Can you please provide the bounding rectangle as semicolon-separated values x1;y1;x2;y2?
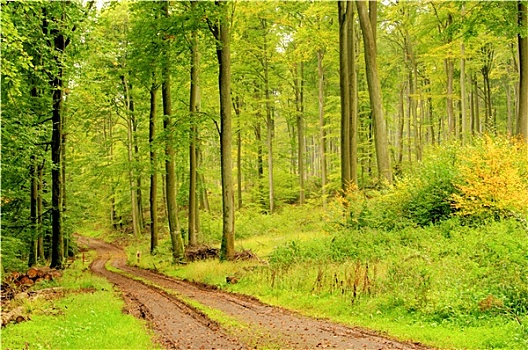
80;236;429;349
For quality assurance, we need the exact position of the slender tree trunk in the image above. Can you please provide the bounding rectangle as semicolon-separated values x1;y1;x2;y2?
122;76;141;237
356;1;392;185
132;113;144;231
517;1;528;141
505;79;513;136
262;20;274;214
446;57;455;137
317;50;327;207
233;96;243;210
162;1;184;262
61;130;68;256
338;1;351;189
295;62;305;205
37;162;45;261
460;41;468;144
29;155;38;267
188;27;200;247
213;2;235;260
397;83;405;170
50;73;64;269
149;84;159;254
473;75;481;134
406;75;412;165
348;5;358;186
255;121;265;208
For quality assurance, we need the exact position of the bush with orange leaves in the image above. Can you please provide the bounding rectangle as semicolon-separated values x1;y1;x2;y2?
452;135;528;221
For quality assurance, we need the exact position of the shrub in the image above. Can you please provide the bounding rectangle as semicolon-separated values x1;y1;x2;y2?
452;135;528;222
397;144;460;226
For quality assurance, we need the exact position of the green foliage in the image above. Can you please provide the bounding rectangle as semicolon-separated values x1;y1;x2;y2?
0;236;30;273
452;136;528;222
397;145;460;226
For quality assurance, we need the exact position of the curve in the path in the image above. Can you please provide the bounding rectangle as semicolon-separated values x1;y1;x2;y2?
82;236;430;350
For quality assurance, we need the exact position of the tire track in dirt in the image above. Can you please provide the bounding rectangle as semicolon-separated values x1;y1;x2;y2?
81;236;430;349
85;237;244;349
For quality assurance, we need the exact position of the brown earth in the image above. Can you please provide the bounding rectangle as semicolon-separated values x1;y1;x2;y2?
79;236;431;350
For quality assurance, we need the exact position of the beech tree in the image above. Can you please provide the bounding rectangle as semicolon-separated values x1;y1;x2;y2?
356;1;392;185
208;1;235;260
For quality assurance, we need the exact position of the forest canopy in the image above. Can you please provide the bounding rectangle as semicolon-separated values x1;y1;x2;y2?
1;0;527;270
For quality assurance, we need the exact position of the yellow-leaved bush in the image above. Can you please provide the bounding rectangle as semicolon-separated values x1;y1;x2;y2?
452;135;528;219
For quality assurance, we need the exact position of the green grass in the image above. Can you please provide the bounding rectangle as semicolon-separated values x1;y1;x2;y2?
114;206;528;349
1;252;159;350
2;292;157;350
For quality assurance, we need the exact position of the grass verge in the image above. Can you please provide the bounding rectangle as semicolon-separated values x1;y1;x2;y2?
1;252;159;349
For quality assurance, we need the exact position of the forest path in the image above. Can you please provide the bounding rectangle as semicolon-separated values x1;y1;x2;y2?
79;236;429;350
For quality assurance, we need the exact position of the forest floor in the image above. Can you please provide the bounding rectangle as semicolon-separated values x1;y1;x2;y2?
79;235;430;350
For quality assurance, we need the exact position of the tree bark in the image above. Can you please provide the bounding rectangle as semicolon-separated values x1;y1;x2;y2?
233;96;243;210
517;1;528;141
29;155;38;267
261;19;275;214
356;1;392;185
349;7;358;186
149;83;159;254
122;76;141;237
460;39;468;144
338;1;351;189
188;27;200;247
162;1;184;263
213;1;235;260
317;50;327;207
37;162;45;261
295;62;305;205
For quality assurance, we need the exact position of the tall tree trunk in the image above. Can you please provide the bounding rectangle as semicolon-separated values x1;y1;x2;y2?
233;96;243;210
295;62;305;205
356;1;392;185
29;155;38;267
61;130;68;256
472;75;481;134
348;5;358;186
460;40;468;144
162;1;184;263
188;27;200;247
317;50;327;207
132;111;144;231
505;79;513;136
262;19;274;214
50;66;64;270
255;121;265;208
149;83;159;254
37;162;45;261
397;83;405;170
480;44;494;133
122;76;141;237
517;1;528;141
213;2;235;260
338;1;351;189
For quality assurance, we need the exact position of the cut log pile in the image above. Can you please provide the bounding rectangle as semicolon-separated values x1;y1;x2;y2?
184;246;261;262
234;249;260;261
1;267;64;327
185;245;220;262
3;267;61;288
1;267;62;305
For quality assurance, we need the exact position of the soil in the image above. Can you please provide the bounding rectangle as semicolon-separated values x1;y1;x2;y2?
79;236;431;350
